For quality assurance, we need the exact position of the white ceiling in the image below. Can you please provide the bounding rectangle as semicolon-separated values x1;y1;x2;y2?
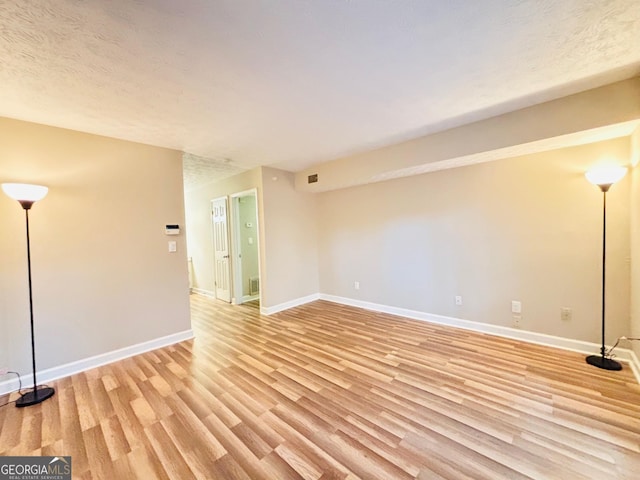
1;1;639;189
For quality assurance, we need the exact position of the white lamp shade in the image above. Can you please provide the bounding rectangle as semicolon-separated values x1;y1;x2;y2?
585;166;627;187
1;183;49;202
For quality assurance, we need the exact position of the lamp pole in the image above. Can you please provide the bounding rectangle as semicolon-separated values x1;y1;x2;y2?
15;199;56;406
600;188;607;360
2;183;56;407
585;185;621;370
584;165;627;371
25;206;37;397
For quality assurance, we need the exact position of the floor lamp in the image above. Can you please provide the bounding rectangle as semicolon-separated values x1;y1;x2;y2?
2;183;56;406
584;166;627;371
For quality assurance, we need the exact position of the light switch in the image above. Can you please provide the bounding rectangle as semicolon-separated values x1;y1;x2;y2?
168;241;177;253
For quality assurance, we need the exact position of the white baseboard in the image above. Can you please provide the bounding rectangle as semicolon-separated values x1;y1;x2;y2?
3;294;635;397
241;294;260;303
0;329;194;396
260;293;320;315
191;288;215;297
629;350;640;383
253;291;640;384
319;294;640;384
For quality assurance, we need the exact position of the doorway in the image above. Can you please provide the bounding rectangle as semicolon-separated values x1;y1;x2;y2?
231;190;261;305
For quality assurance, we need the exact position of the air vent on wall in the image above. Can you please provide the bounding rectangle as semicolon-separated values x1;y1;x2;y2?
308;174;318;184
249;277;259;295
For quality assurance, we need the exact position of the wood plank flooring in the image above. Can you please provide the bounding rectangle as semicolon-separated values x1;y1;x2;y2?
1;294;639;479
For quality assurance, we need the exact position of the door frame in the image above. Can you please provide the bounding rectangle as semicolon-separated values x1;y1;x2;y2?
230;188;262;305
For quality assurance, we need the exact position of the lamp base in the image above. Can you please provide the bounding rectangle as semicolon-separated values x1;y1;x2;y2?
15;386;55;407
586;355;622;371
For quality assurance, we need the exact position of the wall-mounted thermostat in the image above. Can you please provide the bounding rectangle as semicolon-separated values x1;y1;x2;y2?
165;224;180;235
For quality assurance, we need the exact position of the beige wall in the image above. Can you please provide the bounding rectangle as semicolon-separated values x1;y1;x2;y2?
317;138;631;344
261;167;319;307
184;168;263;296
0;117;191;376
631;128;640;358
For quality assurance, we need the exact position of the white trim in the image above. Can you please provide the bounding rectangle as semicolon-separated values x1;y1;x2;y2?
3;292;633;397
241;294;260;303
629;350;640;384
191;287;215;297
319;294;640;384
260;293;320;315
0;329;194;396
230;188;259;199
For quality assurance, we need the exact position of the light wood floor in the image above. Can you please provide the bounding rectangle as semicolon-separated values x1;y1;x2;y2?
1;295;639;479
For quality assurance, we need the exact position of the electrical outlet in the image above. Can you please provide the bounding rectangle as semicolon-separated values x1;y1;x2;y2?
0;367;9;376
354;281;360;290
455;296;463;306
511;300;522;314
561;307;572;321
512;315;522;328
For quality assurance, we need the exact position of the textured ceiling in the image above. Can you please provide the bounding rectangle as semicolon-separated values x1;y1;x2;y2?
0;0;639;186
182;153;246;191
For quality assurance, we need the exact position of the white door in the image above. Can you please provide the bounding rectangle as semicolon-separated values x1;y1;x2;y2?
212;197;231;302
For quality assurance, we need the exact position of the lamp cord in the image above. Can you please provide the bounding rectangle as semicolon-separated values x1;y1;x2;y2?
0;371;23;408
605;336;640;360
0;372;52;408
